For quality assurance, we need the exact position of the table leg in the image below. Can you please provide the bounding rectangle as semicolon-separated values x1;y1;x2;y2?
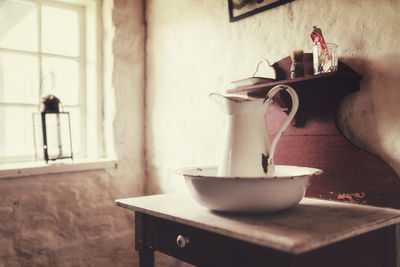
384;225;397;267
136;212;155;267
139;248;154;267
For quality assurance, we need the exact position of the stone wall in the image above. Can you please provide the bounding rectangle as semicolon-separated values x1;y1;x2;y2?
0;0;146;266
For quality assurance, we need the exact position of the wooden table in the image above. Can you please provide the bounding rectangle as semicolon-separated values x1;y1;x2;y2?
116;193;400;267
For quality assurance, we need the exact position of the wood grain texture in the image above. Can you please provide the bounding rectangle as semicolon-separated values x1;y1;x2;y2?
135;211;395;267
116;194;400;254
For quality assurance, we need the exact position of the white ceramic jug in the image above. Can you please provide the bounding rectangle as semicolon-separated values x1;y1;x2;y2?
210;85;299;177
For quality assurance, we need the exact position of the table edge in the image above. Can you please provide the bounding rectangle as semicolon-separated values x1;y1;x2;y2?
115;196;400;254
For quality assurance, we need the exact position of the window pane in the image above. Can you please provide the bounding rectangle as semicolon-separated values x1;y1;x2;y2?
42;5;79;57
42;56;79;105
0;106;36;157
0;52;39;104
0;0;38;52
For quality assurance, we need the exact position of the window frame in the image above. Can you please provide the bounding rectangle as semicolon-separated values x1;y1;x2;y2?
0;0;104;164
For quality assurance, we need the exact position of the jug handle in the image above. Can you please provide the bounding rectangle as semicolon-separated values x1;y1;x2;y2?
264;85;299;167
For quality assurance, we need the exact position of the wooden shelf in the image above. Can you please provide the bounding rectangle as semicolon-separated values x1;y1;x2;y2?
228;53;363;97
229;72;361;97
227;54;400;210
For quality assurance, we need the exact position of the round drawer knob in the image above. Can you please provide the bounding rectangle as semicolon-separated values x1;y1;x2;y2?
176;235;189;248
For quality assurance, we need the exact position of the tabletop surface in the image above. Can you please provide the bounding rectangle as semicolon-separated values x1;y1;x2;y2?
116;193;400;254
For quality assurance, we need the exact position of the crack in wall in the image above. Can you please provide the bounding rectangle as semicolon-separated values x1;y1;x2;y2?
142;0;150;195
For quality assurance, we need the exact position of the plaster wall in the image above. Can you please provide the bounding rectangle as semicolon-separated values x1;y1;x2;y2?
0;0;146;266
145;0;400;194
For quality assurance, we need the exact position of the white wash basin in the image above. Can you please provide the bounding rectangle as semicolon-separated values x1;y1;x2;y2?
177;165;323;213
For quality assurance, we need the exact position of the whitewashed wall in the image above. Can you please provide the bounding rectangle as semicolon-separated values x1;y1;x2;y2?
145;0;400;194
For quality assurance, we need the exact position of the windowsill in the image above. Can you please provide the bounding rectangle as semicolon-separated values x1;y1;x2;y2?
0;158;117;179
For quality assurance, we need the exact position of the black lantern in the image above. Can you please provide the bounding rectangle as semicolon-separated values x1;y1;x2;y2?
33;95;73;163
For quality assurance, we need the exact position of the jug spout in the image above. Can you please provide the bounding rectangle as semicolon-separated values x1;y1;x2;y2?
209;92;249;111
209;92;267;116
209;92;250;102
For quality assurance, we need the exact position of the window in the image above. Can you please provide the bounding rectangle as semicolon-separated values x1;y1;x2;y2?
0;0;102;164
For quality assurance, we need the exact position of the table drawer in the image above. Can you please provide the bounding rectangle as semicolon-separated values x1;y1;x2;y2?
148;215;237;267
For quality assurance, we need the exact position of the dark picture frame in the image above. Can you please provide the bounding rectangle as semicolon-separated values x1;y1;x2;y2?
228;0;294;22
